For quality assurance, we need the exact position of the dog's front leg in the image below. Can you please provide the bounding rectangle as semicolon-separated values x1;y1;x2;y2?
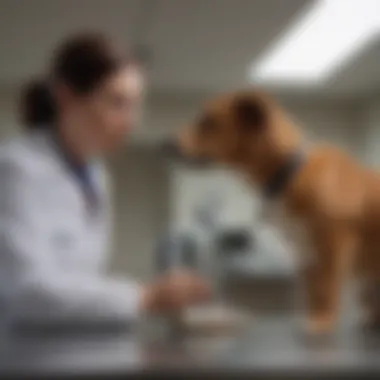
303;224;356;335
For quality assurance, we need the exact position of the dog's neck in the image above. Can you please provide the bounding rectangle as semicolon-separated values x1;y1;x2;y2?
244;139;309;200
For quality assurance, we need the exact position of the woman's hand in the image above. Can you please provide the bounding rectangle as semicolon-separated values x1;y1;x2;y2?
141;270;211;315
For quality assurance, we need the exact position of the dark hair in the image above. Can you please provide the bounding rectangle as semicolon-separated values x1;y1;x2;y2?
21;33;135;129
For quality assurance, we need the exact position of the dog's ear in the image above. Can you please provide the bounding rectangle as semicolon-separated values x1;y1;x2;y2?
234;95;267;133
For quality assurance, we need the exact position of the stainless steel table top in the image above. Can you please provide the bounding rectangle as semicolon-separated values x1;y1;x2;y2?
0;316;380;378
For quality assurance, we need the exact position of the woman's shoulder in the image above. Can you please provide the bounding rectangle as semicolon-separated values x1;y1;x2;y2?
0;132;50;176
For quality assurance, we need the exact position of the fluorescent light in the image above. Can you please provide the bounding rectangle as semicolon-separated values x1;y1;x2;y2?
250;0;380;85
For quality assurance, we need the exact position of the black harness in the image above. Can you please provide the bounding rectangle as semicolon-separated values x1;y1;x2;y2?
263;149;306;199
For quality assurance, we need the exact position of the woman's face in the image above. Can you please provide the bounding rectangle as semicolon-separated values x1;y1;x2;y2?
60;64;145;155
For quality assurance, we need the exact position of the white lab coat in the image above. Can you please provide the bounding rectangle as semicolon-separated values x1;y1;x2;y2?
0;131;142;327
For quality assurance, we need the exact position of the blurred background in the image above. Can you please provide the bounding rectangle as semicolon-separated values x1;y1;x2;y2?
0;0;379;314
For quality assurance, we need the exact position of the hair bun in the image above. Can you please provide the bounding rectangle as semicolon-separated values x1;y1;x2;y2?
20;79;56;129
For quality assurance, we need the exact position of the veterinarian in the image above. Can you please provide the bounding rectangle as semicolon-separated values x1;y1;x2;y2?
0;33;209;328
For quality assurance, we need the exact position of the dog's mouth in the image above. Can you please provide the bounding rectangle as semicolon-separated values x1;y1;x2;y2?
160;139;214;168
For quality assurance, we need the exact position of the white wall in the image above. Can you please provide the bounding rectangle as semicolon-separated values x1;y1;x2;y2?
280;100;365;156
361;95;380;167
0;88;19;139
108;147;169;280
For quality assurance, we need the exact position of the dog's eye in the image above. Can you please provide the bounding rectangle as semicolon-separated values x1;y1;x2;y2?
198;115;216;135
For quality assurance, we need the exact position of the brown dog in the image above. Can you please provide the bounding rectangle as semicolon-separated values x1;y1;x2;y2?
177;90;380;335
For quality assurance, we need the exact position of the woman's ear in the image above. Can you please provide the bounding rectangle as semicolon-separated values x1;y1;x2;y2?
233;95;267;133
